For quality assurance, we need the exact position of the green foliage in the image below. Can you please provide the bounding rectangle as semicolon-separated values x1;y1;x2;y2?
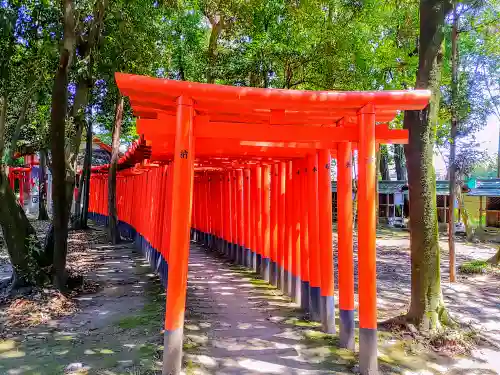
458;260;490;274
0;0;498;168
0;1;59;159
470;155;497;178
437;1;500;175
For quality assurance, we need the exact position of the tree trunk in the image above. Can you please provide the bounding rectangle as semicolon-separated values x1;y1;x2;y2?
206;16;224;84
73;172;84;225
38;151;49;220
487;247;500;265
64;1;105;228
403;0;453;330
108;94;124;244
497;129;500;178
380;145;391;180
0;96;7;161
0;103;49;290
0;170;50;290
457;191;473;240
393;143;407;180
50;0;76;291
448;1;459;283
9;96;30;161
0;84;48;293
81;120;93;228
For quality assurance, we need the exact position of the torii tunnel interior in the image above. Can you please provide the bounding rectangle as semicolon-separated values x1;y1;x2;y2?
88;73;430;375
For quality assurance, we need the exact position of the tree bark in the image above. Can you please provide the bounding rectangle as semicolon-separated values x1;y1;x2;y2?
457;191;473;240
8;96;30;160
403;0;453;330
487;247;500;265
448;0;459;283
0;80;49;293
38;151;49;220
73;172;84;225
206;15;224;84
108;94;124;244
64;0;106;226
81;120;93;228
380;145;391;180
0;170;50;289
0;109;48;290
498;130;500;178
50;0;76;291
0;96;7;161
393;143;407;180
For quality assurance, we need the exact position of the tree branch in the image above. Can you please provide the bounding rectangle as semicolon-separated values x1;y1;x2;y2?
482;66;500;121
0;96;7;163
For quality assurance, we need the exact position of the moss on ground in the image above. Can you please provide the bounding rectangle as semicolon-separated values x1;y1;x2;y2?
285;317;322;328
459;260;490;274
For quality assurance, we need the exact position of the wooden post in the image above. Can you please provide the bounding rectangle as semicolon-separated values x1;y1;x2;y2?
255;165;263;274
300;158;310;311
237;169;244;264
270;164;279;286
163;96;195;375
262;165;271;281
285;160;293;296
291;160;301;304
357;104;378;375
318;149;335;333
244;169;251;266
278;161;286;290
337;142;355;349
231;171;238;262
251;167;258;270
307;152;321;321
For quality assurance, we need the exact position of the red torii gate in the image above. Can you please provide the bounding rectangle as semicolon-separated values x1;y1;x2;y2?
106;73;430;375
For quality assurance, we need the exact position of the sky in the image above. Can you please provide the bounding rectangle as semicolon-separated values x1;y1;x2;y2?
434;114;499;177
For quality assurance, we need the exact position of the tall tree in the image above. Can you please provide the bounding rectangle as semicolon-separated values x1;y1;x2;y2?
80;122;93;228
108;94;124;244
379;145;391;180
0;0;59;292
403;0;453;329
50;0;77;290
393;144;407;180
448;1;459;283
38;151;49;220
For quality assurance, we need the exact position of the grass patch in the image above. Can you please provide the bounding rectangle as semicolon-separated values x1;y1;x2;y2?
183;341;201;351
184;359;200;374
303;330;340;346
458;260;489;274
116;277;164;330
138;343;162;356
116;295;163;331
117;315;152;329
285;317;321;328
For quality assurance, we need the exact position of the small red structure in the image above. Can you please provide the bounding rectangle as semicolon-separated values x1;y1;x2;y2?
88;73;430;375
8;155;39;208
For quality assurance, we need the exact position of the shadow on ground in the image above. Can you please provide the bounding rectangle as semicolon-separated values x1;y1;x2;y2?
0;227;165;375
1;225;498;374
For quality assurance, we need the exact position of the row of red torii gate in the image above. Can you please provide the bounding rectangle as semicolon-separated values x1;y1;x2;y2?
88;73;430;375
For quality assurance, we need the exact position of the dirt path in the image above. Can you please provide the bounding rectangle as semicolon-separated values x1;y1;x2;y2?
1;225;499;374
183;245;358;375
0;227;165;375
369;231;500;374
186;239;500;375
